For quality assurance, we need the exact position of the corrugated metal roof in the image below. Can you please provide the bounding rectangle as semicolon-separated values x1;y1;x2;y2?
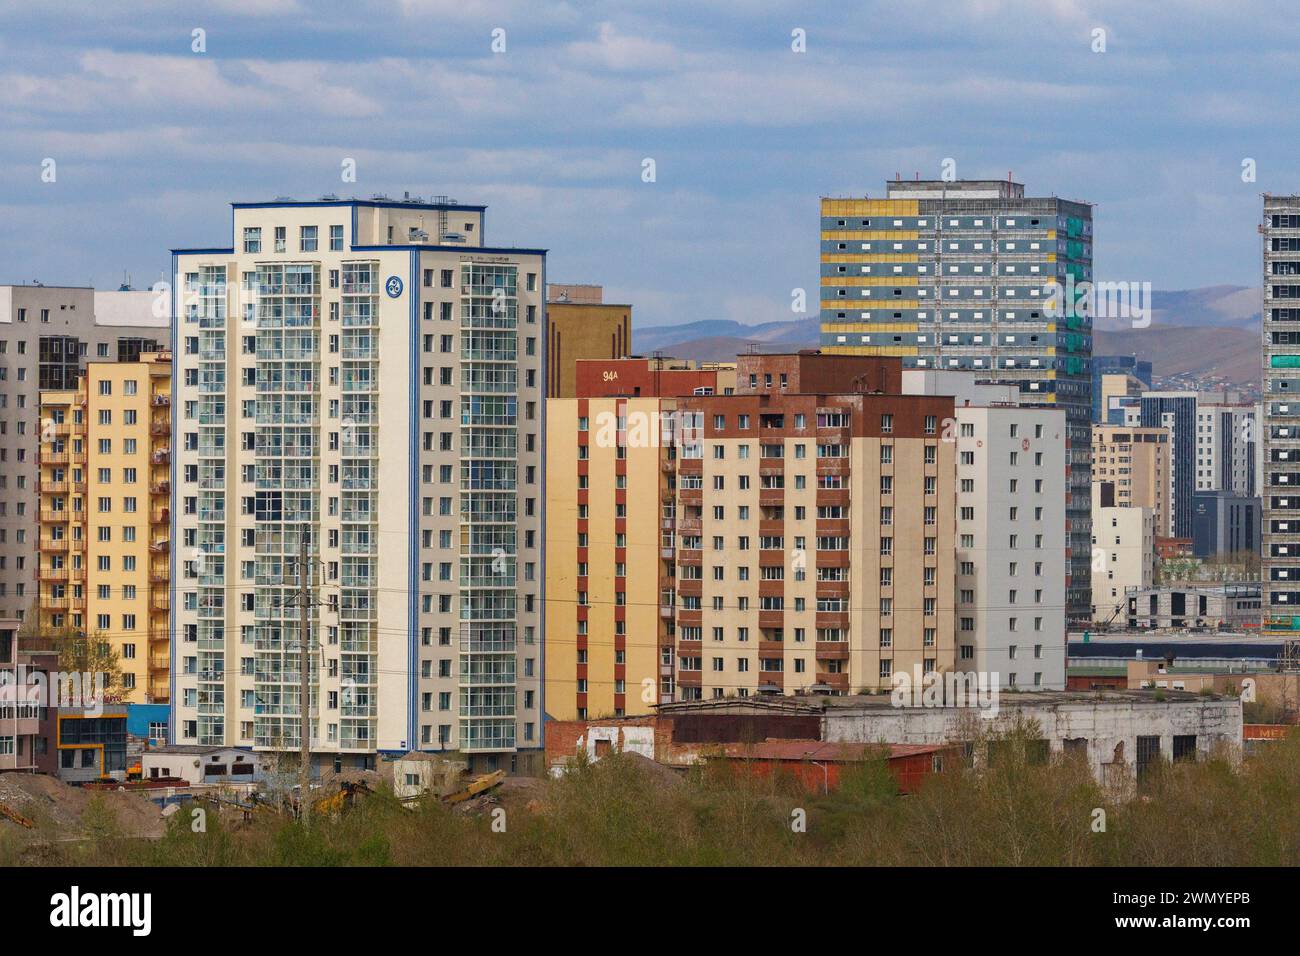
717;739;946;762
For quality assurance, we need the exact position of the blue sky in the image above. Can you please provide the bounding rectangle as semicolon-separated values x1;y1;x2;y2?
0;0;1293;327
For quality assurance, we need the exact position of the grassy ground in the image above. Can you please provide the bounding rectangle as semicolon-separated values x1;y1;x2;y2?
6;723;1298;866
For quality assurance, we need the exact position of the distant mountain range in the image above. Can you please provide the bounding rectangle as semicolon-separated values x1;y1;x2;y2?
632;286;1262;386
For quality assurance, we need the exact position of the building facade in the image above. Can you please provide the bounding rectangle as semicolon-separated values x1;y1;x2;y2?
1140;391;1198;539
901;370;1067;689
1191;491;1260;559
1092;424;1172;538
1262;196;1300;616
819;179;1093;623
549;352;956;710
0;287;167;625
1195;401;1257;497
1091;355;1152;422
1092;483;1156;624
544;284;631;399
172;196;545;773
37;353;172;703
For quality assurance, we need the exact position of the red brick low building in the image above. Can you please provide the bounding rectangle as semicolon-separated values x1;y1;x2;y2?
544;710;953;794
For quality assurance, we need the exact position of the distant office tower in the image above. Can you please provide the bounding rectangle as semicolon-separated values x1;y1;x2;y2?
1091;424;1172;537
819;178;1093;623
1263;196;1300;613
1191;491;1260;559
1091;355;1152;421
0;286;167;624
544;284;631;398
1195;400;1257;497
172;196;545;773
1097;371;1144;424
37;353;172;702
1140;392;1197;538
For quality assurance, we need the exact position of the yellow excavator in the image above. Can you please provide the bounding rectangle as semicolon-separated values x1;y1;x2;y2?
442;770;505;804
311;780;373;817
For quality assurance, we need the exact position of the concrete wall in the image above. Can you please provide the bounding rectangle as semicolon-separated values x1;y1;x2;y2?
821;695;1242;786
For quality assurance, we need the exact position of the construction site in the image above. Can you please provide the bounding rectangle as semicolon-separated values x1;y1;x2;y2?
0;750;536;861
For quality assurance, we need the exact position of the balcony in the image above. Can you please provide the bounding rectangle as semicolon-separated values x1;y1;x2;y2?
38;479;69;494
150;480;171;496
152;394;171;407
42;452;70;466
38;567;69;583
151;422;171;438
39;538;69;552
149;538;171;554
39;509;70;523
815;641;850;661
151;450;171;465
816;671;850;692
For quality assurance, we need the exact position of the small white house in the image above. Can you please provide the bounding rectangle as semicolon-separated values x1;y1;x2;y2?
141;746;260;786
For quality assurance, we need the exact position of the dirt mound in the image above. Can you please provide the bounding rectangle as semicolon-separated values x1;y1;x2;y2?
613;751;685;789
0;773;165;842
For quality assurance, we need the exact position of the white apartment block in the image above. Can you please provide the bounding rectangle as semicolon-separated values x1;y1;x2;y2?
0;286;167;623
171;196;545;774
1195;401;1258;497
1091;489;1156;624
902;371;1067;690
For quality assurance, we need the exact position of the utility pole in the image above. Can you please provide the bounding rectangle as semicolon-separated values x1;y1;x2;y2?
298;532;312;828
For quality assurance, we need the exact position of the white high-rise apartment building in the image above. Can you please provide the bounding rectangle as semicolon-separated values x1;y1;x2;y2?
903;371;1067;689
1195;400;1257;497
171;197;545;773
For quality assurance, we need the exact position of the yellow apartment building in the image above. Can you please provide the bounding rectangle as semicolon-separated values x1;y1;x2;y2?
38;352;172;703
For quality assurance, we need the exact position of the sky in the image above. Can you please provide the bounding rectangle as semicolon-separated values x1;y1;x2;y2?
0;0;1295;328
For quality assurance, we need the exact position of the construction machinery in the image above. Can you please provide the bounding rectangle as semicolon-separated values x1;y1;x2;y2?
443;770;504;805
0;800;34;829
310;780;373;817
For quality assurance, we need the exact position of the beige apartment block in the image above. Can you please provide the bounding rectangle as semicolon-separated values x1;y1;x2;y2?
37;354;172;702
1091;484;1157;624
172;196;545;773
1092;424;1171;537
548;353;956;710
0;286;167;625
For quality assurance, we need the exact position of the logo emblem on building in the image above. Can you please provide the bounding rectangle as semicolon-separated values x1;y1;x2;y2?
385;275;404;298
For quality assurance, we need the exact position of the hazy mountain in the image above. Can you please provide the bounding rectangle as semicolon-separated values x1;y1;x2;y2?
632;287;1262;386
1092;284;1259;331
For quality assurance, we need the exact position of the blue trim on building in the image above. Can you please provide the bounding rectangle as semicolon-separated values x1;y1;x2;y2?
536;254;547;750
170;248;234;255
168;252;178;745
231;200;487;213
407;249;420;752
